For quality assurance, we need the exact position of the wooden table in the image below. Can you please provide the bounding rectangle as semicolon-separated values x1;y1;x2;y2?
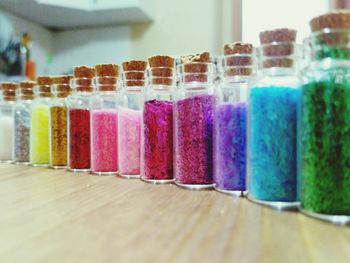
0;163;349;263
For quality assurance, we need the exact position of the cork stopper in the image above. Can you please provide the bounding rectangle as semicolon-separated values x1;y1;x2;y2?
19;81;35;89
224;42;253;55
95;64;119;91
122;60;147;87
180;52;211;82
260;28;297;44
310;10;350;32
259;28;297;68
19;81;35;100
52;75;72;85
148;55;174;86
1;82;17;101
310;11;350;47
36;76;53;97
224;42;253;76
73;66;95;92
52;75;73;98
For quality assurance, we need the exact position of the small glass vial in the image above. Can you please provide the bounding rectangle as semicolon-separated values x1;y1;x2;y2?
0;82;17;163
247;29;299;209
49;75;72;169
174;52;215;190
13;81;35;164
68;66;95;172
213;43;253;196
141;55;175;184
30;76;52;166
118;60;145;178
299;11;350;225
90;64;119;175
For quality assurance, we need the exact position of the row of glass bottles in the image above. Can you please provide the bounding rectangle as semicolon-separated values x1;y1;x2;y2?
0;10;349;225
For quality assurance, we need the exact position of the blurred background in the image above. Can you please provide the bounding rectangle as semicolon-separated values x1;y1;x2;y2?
0;0;342;80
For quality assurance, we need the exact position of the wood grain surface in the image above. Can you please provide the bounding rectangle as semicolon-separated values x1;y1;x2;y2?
0;163;349;263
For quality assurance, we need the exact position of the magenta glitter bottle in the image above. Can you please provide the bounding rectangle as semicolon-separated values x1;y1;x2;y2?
141;55;175;184
173;52;215;190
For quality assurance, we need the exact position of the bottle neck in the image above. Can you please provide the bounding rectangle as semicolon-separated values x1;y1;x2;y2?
18;95;34;101
222;75;251;84
257;67;297;77
1;96;16;102
56;93;71;98
308;28;350;62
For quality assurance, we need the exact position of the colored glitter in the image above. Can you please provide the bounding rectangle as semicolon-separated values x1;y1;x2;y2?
50;106;68;167
91;109;118;173
213;102;247;191
300;78;350;215
248;86;297;202
174;94;214;185
13;107;30;163
68;108;91;170
143;99;173;180
30;105;50;165
118;107;141;175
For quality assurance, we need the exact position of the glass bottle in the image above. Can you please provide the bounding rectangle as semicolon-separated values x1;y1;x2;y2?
49;75;72;169
299;12;350;224
173;52;215;190
30;76;52;166
0;82;17;163
213;43;253;195
13;81;35;164
247;29;299;209
90;64;119;175
118;60;146;178
141;55;175;184
67;66;95;172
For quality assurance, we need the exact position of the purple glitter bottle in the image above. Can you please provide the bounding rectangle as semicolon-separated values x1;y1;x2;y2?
213;42;253;196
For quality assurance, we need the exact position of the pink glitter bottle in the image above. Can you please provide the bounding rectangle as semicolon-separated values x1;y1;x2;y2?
90;64;119;175
118;60;147;178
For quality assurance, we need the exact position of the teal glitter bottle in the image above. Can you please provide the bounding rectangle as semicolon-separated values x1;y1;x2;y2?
247;28;300;210
299;11;350;225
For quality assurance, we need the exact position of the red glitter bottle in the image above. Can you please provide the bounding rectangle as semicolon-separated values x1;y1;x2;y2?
67;66;95;172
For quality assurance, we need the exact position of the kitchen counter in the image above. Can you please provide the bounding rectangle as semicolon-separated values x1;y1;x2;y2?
0;163;349;262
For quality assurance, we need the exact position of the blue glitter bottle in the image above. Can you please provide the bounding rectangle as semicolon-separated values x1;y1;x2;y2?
247;28;300;210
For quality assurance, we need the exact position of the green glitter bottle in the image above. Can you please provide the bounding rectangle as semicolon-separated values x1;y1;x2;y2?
299;11;350;225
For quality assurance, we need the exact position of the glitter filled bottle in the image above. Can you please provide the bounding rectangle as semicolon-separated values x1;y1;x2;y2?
67;66;95;172
118;60;146;178
173;52;215;190
49;75;72;169
90;64;119;175
141;55;175;184
247;29;300;209
299;11;350;224
213;43;253;196
0;82;17;163
30;76;52;166
13;81;35;164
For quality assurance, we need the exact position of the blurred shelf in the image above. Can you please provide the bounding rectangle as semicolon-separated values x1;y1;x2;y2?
0;0;154;30
0;163;349;262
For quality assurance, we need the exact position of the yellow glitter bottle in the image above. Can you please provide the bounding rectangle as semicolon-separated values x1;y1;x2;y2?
30;76;52;166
